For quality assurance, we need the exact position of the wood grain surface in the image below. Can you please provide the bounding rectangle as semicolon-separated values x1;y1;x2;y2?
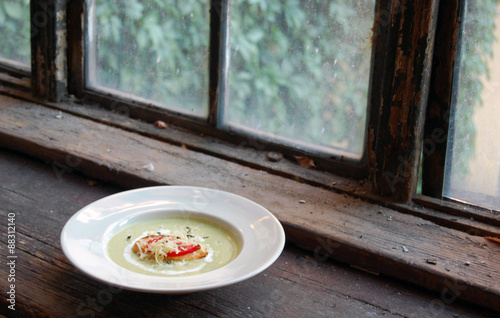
0;150;497;317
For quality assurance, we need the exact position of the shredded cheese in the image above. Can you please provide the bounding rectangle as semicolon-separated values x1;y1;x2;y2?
134;233;199;264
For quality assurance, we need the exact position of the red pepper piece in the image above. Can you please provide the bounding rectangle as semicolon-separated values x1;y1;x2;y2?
167;244;200;257
145;235;200;257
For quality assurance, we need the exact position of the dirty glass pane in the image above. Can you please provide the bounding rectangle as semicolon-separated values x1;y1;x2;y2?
0;0;31;68
87;0;210;117
444;1;500;211
224;0;375;158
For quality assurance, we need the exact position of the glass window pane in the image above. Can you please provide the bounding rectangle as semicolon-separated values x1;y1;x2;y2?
0;0;31;68
224;0;375;158
444;1;500;211
87;0;210;117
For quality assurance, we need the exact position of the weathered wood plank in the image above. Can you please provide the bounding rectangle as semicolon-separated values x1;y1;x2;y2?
0;97;499;312
0;149;496;317
0;221;491;318
2;85;497;234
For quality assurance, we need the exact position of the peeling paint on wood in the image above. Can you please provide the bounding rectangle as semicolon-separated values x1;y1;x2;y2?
369;0;440;202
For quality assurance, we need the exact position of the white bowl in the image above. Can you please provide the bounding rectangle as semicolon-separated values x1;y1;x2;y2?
61;186;286;293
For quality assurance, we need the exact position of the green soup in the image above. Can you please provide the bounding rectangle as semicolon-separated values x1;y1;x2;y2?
107;216;241;276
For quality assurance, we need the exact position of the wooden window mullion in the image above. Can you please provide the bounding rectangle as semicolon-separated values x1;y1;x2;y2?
208;0;228;127
67;0;85;97
31;0;68;101
421;0;461;198
369;0;440;202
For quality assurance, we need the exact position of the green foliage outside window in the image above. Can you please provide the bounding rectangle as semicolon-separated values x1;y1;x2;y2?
92;0;210;115
0;0;498;161
93;0;374;154
0;0;30;66
227;0;374;154
451;0;500;175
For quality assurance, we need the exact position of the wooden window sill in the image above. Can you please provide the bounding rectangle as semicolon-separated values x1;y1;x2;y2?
0;92;499;312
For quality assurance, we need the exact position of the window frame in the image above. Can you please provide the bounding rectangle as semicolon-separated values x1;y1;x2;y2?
77;0;372;178
0;0;498;224
420;0;500;217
